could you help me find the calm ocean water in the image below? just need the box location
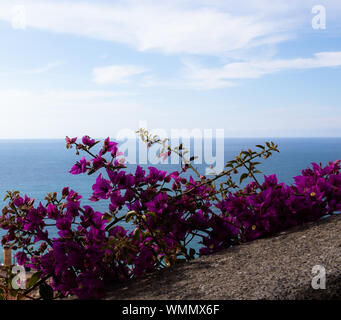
[1,138,341,262]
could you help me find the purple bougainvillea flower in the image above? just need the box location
[91,174,112,200]
[65,136,77,144]
[62,187,70,197]
[15,251,28,266]
[102,137,118,154]
[2,134,341,300]
[145,193,169,214]
[70,157,89,175]
[82,135,96,147]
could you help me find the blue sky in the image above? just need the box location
[0,0,340,138]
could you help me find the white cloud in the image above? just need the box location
[22,61,64,75]
[0,61,63,77]
[0,89,141,138]
[0,0,307,56]
[0,89,134,102]
[183,51,341,89]
[0,0,340,91]
[93,65,147,84]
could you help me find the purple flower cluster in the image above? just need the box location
[1,136,340,299]
[205,160,341,254]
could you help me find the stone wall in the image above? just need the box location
[105,215,341,300]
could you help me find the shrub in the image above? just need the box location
[1,131,340,299]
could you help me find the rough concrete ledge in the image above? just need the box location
[105,215,341,300]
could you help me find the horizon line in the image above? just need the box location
[0,137,340,140]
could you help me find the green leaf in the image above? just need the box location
[239,173,249,184]
[88,141,100,150]
[147,211,156,221]
[39,282,54,300]
[125,211,136,223]
[133,228,141,240]
[101,213,113,221]
[26,271,42,289]
[189,248,196,259]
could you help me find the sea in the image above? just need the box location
[1,137,341,263]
